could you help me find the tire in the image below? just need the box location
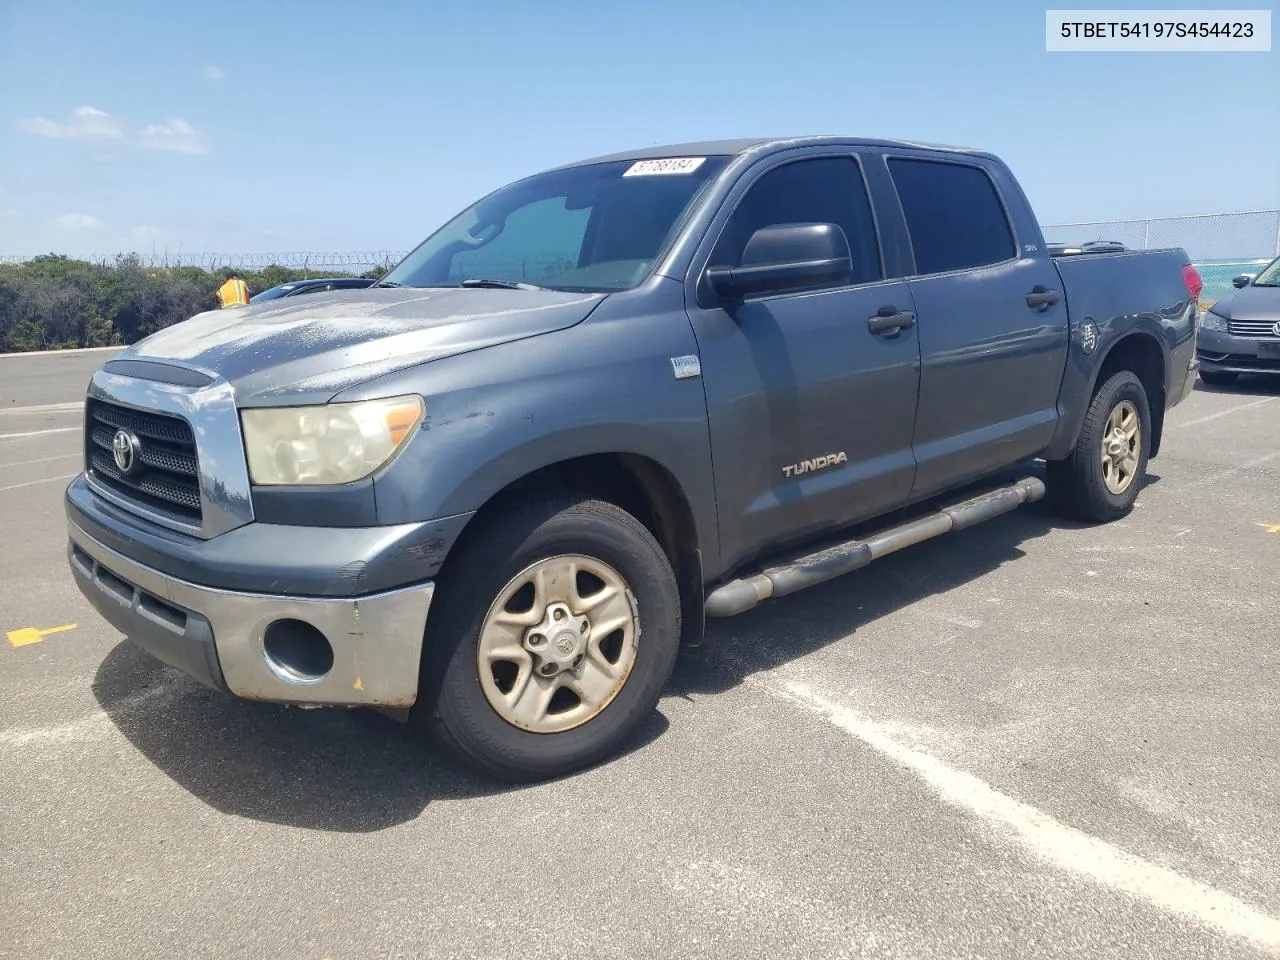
[1047,370,1152,523]
[1198,370,1238,387]
[413,494,681,783]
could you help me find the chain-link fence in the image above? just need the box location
[0,251,408,275]
[6,209,1279,300]
[1041,209,1280,303]
[1040,209,1280,261]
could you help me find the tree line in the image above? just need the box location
[0,254,385,353]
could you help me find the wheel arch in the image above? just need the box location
[1048,327,1169,462]
[431,451,708,649]
[1091,331,1168,458]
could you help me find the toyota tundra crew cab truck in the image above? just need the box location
[65,136,1202,782]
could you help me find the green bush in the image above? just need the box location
[0,254,378,353]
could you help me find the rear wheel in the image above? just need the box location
[1198,370,1238,387]
[1048,370,1151,523]
[414,494,681,783]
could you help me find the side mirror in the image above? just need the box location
[1232,274,1254,289]
[706,222,853,302]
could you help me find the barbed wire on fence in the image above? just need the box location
[0,250,411,273]
[5,210,1279,275]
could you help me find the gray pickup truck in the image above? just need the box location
[65,136,1202,781]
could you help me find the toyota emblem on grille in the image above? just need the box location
[111,428,142,474]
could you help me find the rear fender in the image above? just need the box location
[1044,309,1186,462]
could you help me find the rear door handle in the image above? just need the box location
[1026,285,1061,310]
[868,307,916,335]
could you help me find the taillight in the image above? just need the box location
[1182,263,1203,302]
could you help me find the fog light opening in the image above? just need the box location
[262,619,334,683]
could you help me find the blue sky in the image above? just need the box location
[0,0,1276,259]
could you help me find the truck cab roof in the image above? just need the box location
[548,136,998,172]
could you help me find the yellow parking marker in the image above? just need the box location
[6,623,77,647]
[1259,523,1280,534]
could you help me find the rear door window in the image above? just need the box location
[887,158,1016,275]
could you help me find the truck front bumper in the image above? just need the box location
[67,503,436,710]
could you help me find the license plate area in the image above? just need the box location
[1258,342,1280,359]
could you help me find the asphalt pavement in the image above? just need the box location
[1,349,1277,960]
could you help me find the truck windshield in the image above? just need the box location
[382,156,730,293]
[1252,256,1280,286]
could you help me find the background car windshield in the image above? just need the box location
[1251,256,1280,286]
[249,285,296,302]
[383,157,730,292]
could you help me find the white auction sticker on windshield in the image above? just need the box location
[623,157,707,177]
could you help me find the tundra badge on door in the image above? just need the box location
[782,452,848,478]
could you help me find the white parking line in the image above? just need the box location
[0,679,182,749]
[0,401,84,417]
[769,678,1280,952]
[0,345,120,359]
[0,427,80,442]
[1177,448,1280,492]
[0,453,81,470]
[0,473,77,493]
[1177,396,1276,428]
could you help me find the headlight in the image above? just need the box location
[241,395,424,486]
[1200,310,1229,333]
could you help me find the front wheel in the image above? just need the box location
[1047,370,1152,523]
[414,495,681,783]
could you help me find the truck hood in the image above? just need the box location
[123,286,607,405]
[1207,284,1280,322]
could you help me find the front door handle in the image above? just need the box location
[868,307,916,335]
[1026,285,1061,310]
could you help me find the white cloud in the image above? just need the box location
[56,213,104,231]
[203,65,226,80]
[17,106,124,142]
[17,106,210,156]
[137,118,210,155]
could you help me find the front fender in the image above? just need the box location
[349,288,722,573]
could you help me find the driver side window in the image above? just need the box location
[710,156,882,287]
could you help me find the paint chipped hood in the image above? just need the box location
[122,286,608,406]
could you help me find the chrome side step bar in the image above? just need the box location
[703,476,1045,618]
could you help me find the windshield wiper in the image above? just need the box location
[459,278,545,291]
[373,279,404,288]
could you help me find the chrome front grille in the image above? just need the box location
[86,399,203,522]
[1227,319,1280,339]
